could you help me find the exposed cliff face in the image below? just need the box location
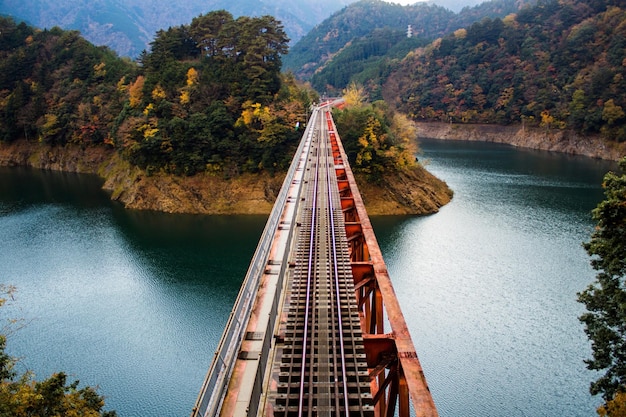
[356,165,452,215]
[0,140,281,213]
[416,122,626,161]
[0,140,449,215]
[98,154,281,214]
[0,139,113,173]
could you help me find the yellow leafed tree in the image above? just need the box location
[186,67,199,86]
[342,82,366,108]
[180,90,190,105]
[152,85,166,101]
[597,391,626,417]
[128,76,145,108]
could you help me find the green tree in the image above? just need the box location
[190,10,232,58]
[333,97,419,183]
[232,15,289,103]
[569,89,589,131]
[578,157,626,408]
[603,99,625,126]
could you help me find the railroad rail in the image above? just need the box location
[192,103,437,417]
[269,107,373,416]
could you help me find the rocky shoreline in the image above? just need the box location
[0,140,281,214]
[0,139,451,215]
[416,122,626,161]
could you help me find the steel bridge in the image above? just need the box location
[191,102,438,417]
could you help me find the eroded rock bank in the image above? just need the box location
[0,140,280,214]
[0,139,113,173]
[98,154,282,214]
[416,122,626,161]
[0,140,450,215]
[356,166,452,215]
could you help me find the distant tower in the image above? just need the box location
[407,24,413,38]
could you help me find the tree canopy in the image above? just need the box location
[119,11,303,176]
[283,0,530,80]
[0,17,136,145]
[383,0,626,141]
[0,13,318,177]
[332,84,419,183]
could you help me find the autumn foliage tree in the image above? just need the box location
[0,13,318,177]
[117,11,317,176]
[598,391,626,417]
[0,17,136,145]
[383,1,626,141]
[333,87,419,183]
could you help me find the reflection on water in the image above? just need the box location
[0,167,265,416]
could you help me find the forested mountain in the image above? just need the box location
[310,29,428,99]
[0,18,135,144]
[0,13,317,175]
[283,0,533,82]
[0,0,353,57]
[383,0,626,141]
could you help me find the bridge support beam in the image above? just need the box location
[325,109,438,417]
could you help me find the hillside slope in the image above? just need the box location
[283,0,533,82]
[0,17,452,215]
[383,0,626,142]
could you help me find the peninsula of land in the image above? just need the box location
[0,138,452,215]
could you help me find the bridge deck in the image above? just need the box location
[192,103,437,417]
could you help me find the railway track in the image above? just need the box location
[270,109,374,417]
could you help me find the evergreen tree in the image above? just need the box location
[578,157,626,407]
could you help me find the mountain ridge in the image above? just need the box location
[0,0,529,58]
[381,0,626,141]
[0,0,355,57]
[284,0,534,84]
[284,0,626,146]
[0,14,453,215]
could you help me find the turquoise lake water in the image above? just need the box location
[0,139,618,416]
